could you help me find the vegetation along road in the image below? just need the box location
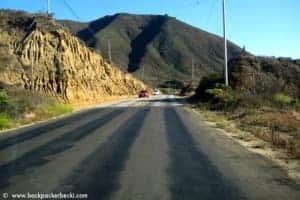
[0,96,299,200]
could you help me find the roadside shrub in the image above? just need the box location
[42,103,73,117]
[0,113,12,129]
[205,83,239,110]
[0,90,11,112]
[237,93,271,109]
[192,73,223,102]
[216,119,231,129]
[159,80,185,89]
[0,86,76,130]
[273,93,293,107]
[180,83,196,96]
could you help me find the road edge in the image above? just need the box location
[184,105,300,184]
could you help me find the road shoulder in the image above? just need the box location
[184,106,300,184]
[175,106,300,200]
[0,96,138,139]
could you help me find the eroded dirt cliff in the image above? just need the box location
[0,11,146,104]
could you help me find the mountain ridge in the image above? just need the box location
[59,13,244,86]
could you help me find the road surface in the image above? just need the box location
[0,95,299,200]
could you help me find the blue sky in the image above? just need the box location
[1,0,299,58]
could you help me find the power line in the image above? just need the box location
[61,0,96,36]
[191,57,195,83]
[206,0,217,29]
[62,0,82,21]
[141,65,145,82]
[107,39,112,63]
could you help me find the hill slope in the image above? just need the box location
[229,55,300,98]
[191,55,300,158]
[59,13,243,86]
[0,10,146,104]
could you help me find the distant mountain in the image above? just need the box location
[59,13,243,87]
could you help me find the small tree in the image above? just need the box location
[0,90,10,112]
[273,93,293,107]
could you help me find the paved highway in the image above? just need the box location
[0,96,299,200]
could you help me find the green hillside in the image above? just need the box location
[59,13,243,87]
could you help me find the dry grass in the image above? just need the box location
[215,119,231,129]
[241,110,299,132]
[196,105,300,158]
[0,86,74,131]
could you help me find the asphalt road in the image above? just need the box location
[0,95,299,200]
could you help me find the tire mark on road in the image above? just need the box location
[58,107,150,200]
[164,108,242,200]
[0,109,124,188]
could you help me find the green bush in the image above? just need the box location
[205,83,239,110]
[158,80,185,89]
[180,83,196,96]
[273,93,293,107]
[42,103,73,117]
[0,113,12,129]
[0,90,11,112]
[0,87,76,130]
[193,73,223,102]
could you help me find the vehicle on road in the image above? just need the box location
[138,90,150,98]
[153,89,161,95]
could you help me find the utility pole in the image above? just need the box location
[222,0,229,86]
[168,71,171,94]
[191,58,195,84]
[30,45,34,90]
[141,65,145,81]
[107,39,112,63]
[157,66,160,88]
[47,0,51,14]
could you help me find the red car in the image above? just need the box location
[139,90,150,98]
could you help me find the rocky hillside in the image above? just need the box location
[59,13,243,86]
[229,55,300,98]
[0,10,146,104]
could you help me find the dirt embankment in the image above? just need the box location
[0,10,147,105]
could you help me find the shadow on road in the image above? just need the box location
[164,108,243,200]
[58,108,151,200]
